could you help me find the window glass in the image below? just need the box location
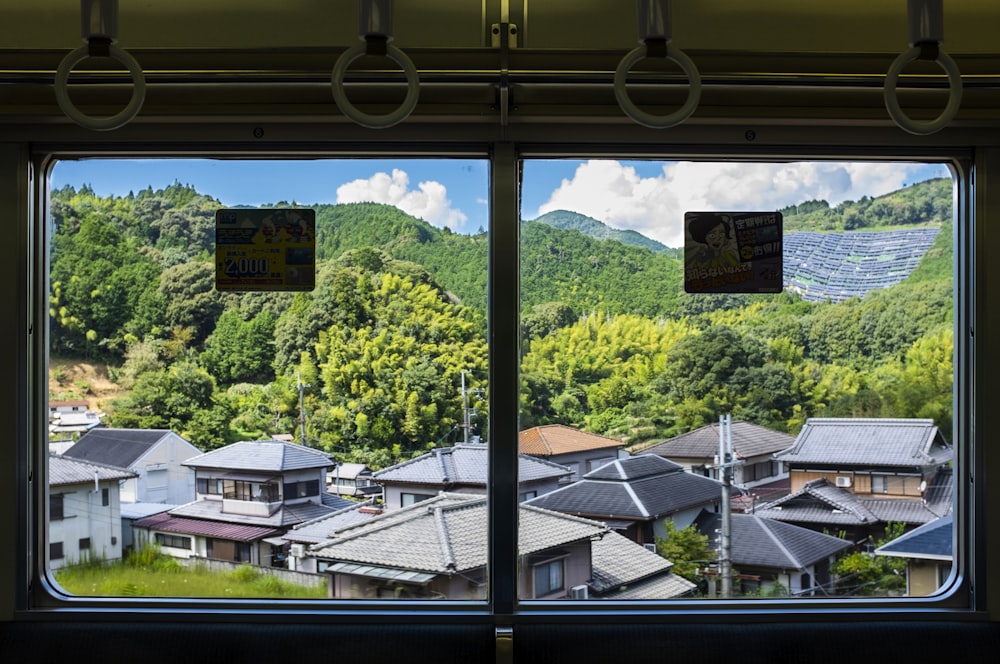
[46,158,489,600]
[519,159,955,601]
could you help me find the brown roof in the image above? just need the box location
[518,425,622,456]
[132,512,283,542]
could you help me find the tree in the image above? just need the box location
[831,522,908,596]
[655,520,712,587]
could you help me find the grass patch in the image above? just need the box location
[55,547,327,599]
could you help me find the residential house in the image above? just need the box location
[753,472,952,544]
[693,509,852,597]
[523,454,726,547]
[307,492,695,600]
[875,515,953,597]
[772,418,953,497]
[132,439,355,567]
[48,399,102,441]
[48,454,137,570]
[49,399,90,419]
[642,420,793,498]
[519,424,623,481]
[62,428,202,505]
[372,443,572,509]
[281,499,382,573]
[328,462,379,499]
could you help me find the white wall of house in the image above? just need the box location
[122,433,199,504]
[382,484,445,510]
[49,480,125,570]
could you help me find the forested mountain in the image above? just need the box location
[48,177,953,467]
[527,209,675,255]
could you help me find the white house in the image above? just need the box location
[132,439,355,567]
[48,454,136,570]
[63,428,201,505]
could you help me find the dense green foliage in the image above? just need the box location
[49,176,954,466]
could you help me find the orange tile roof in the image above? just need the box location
[518,425,622,456]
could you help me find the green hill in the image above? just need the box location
[527,209,675,255]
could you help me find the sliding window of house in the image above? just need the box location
[517,158,961,604]
[43,157,492,602]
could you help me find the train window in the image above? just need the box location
[518,158,958,602]
[45,157,491,600]
[39,152,968,613]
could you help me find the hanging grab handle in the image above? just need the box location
[331,0,419,129]
[54,0,145,131]
[884,0,962,136]
[614,0,701,129]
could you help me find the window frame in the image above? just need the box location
[14,139,982,623]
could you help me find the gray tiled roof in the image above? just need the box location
[643,421,796,460]
[524,455,724,521]
[596,571,697,600]
[589,531,672,591]
[755,478,950,528]
[372,443,571,486]
[695,510,851,570]
[310,493,606,574]
[876,515,953,560]
[63,428,181,468]
[773,418,953,468]
[584,454,684,480]
[169,493,351,528]
[588,531,696,599]
[283,500,382,544]
[184,439,334,472]
[49,453,137,486]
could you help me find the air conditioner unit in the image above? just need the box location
[289,543,305,557]
[644,543,657,553]
[570,584,589,600]
[835,476,852,488]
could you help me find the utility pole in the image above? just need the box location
[297,370,310,446]
[716,413,740,599]
[462,370,470,444]
[461,370,484,444]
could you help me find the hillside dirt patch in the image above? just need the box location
[49,358,121,411]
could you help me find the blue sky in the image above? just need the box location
[51,158,949,248]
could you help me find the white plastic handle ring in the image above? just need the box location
[55,44,146,132]
[884,46,962,136]
[614,44,701,129]
[332,43,419,129]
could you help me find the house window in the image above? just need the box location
[872,475,889,494]
[101,487,110,506]
[533,558,565,597]
[79,537,91,551]
[197,478,224,495]
[519,490,537,502]
[284,479,320,499]
[50,493,64,521]
[224,480,280,503]
[155,533,192,550]
[50,542,64,560]
[401,493,434,508]
[207,539,252,563]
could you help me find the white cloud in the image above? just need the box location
[536,160,948,247]
[336,168,468,231]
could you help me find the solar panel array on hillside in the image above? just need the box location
[782,228,940,302]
